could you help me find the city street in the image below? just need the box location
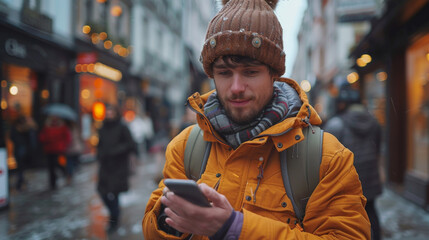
[1,154,429,240]
[0,154,163,240]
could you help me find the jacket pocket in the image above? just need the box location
[242,181,297,226]
[199,171,222,189]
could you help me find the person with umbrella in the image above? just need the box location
[39,112,72,190]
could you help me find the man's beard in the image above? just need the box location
[219,94,262,125]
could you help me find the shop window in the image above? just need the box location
[406,35,429,179]
[1,64,37,170]
[79,74,117,154]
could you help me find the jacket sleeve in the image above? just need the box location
[238,133,371,240]
[142,127,194,240]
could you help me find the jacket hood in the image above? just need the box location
[187,78,322,148]
[342,104,377,136]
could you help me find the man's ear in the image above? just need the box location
[272,75,278,83]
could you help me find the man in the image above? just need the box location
[143,0,370,239]
[324,83,382,240]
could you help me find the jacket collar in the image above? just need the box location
[187,78,322,150]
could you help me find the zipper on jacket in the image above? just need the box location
[214,176,221,191]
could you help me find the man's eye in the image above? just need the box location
[217,71,230,75]
[245,70,259,75]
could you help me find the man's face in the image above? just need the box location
[212,57,274,124]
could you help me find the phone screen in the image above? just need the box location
[164,179,211,207]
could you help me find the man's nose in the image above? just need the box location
[230,73,246,94]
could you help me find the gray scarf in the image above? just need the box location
[204,82,302,149]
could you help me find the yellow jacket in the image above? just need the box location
[143,78,370,239]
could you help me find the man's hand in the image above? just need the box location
[161,183,233,236]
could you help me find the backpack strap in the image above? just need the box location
[280,126,323,223]
[184,124,212,181]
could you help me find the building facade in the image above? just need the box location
[72,0,133,156]
[292,0,382,121]
[130,0,216,137]
[350,0,429,211]
[0,0,75,168]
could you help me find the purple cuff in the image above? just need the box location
[209,210,243,240]
[224,211,243,240]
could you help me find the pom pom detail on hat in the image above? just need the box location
[222,0,279,9]
[202,0,285,78]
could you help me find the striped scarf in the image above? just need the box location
[204,83,300,149]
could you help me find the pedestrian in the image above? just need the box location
[127,111,154,161]
[65,121,84,185]
[324,83,383,240]
[39,115,71,190]
[142,0,371,239]
[10,115,37,191]
[96,104,137,233]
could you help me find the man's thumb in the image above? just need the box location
[199,183,228,208]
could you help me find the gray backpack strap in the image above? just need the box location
[280,126,323,223]
[184,124,212,181]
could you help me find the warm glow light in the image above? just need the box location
[356,58,367,67]
[347,72,359,84]
[118,47,127,57]
[97,0,107,3]
[376,72,388,81]
[426,52,429,61]
[104,40,113,49]
[90,135,99,146]
[361,54,372,64]
[9,85,18,95]
[94,62,122,81]
[110,5,122,17]
[99,32,107,41]
[88,63,95,72]
[94,78,103,88]
[300,80,311,92]
[81,64,88,72]
[81,89,90,99]
[91,33,100,44]
[1,80,7,88]
[75,64,82,73]
[113,44,121,53]
[82,25,91,34]
[124,110,135,122]
[93,102,106,121]
[1,99,7,109]
[123,49,130,57]
[41,89,49,99]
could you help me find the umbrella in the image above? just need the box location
[43,103,78,121]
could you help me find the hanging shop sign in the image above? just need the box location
[77,52,97,64]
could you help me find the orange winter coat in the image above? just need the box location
[143,78,370,239]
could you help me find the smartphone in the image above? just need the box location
[164,179,211,207]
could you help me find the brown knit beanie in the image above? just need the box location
[201,0,285,78]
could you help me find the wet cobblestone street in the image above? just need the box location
[0,156,161,240]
